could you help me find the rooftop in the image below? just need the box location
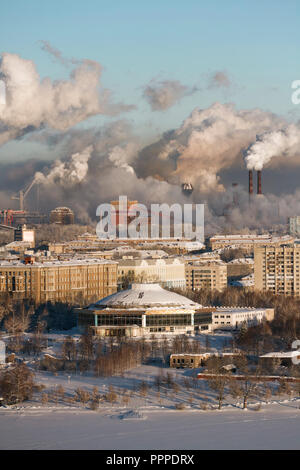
[91,283,202,309]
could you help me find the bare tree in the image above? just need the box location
[0,363,36,404]
[229,354,262,409]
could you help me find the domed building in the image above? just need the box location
[77,283,213,337]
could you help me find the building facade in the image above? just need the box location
[0,258,117,304]
[185,260,227,292]
[77,283,213,337]
[254,243,300,296]
[210,234,294,252]
[118,258,186,289]
[212,307,274,330]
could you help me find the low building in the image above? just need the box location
[77,283,214,337]
[212,307,274,330]
[170,352,240,369]
[259,351,300,368]
[170,353,210,368]
[185,260,227,292]
[118,258,186,289]
[229,273,254,290]
[209,234,294,253]
[0,258,117,304]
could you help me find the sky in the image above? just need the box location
[0,0,299,226]
[1,1,300,160]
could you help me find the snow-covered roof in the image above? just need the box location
[0,258,117,268]
[92,283,202,308]
[260,351,300,359]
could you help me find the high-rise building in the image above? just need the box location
[254,243,300,296]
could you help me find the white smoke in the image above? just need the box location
[245,124,300,170]
[108,143,138,175]
[0,53,133,145]
[35,145,93,186]
[137,102,284,192]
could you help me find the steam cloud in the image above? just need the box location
[0,48,300,233]
[143,79,197,111]
[245,124,300,170]
[0,52,134,145]
[135,102,284,192]
[34,145,93,186]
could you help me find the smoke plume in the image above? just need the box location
[135,102,284,192]
[245,124,300,170]
[0,52,134,145]
[34,145,93,186]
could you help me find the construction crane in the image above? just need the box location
[11,177,38,211]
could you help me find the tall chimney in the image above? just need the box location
[248,170,253,196]
[257,170,262,195]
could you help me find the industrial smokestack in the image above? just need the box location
[248,170,253,196]
[257,170,262,195]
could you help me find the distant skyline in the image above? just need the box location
[1,0,300,163]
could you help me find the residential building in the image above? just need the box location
[209,234,294,253]
[185,260,227,292]
[254,243,300,296]
[0,258,117,304]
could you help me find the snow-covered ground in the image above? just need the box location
[2,331,299,450]
[1,401,300,449]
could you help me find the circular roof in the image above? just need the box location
[91,283,201,309]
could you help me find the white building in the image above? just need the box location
[211,307,274,330]
[77,283,213,337]
[118,258,186,289]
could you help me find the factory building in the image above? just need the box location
[118,258,186,289]
[0,258,117,304]
[77,283,214,337]
[50,207,75,225]
[254,243,300,296]
[185,260,227,292]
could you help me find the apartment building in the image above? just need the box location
[209,234,294,253]
[185,260,227,292]
[254,243,300,296]
[0,258,117,304]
